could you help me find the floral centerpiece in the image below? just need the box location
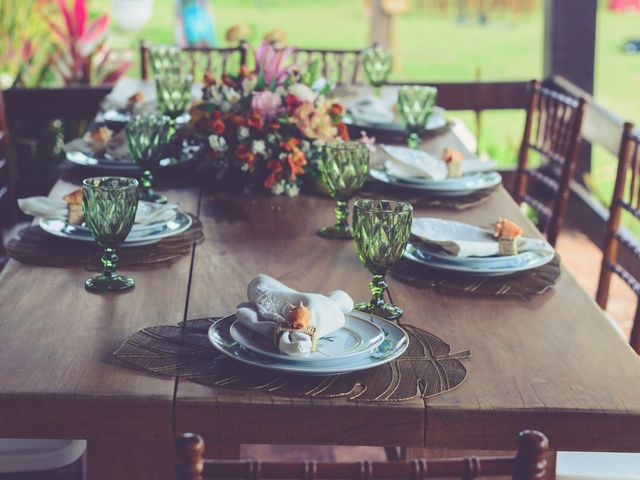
[189,42,349,196]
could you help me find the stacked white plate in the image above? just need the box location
[39,201,192,247]
[345,96,448,132]
[208,311,409,375]
[403,218,555,276]
[370,145,501,197]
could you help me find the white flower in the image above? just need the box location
[285,183,300,197]
[288,83,316,103]
[242,76,258,95]
[252,140,266,155]
[208,135,227,152]
[271,180,285,195]
[238,127,250,139]
[241,162,252,172]
[222,85,241,104]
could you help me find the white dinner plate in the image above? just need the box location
[71,201,177,236]
[229,314,385,363]
[404,243,554,276]
[346,104,448,132]
[208,311,409,375]
[39,211,192,247]
[369,168,502,196]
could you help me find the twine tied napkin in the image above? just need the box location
[411,218,554,258]
[236,275,354,356]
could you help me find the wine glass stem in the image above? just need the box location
[141,170,154,197]
[408,132,420,149]
[373,85,382,98]
[334,199,350,230]
[101,247,119,279]
[369,273,388,307]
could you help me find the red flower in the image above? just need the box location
[337,122,350,141]
[203,72,216,88]
[221,73,234,87]
[329,102,345,117]
[287,147,307,181]
[269,122,281,131]
[264,160,284,189]
[247,112,264,130]
[213,111,223,120]
[281,137,300,151]
[210,119,226,135]
[227,114,246,127]
[285,94,301,113]
[235,144,256,167]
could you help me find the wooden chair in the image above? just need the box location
[0,90,10,269]
[290,48,365,86]
[140,40,248,80]
[175,430,549,480]
[596,122,640,353]
[513,79,586,247]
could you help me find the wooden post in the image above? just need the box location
[543,0,597,184]
[369,0,392,48]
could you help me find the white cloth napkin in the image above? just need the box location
[235,275,354,357]
[64,130,130,160]
[381,144,497,181]
[18,197,178,225]
[347,96,395,125]
[412,217,554,258]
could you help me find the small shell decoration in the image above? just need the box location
[285,302,311,330]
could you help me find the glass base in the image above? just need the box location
[354,301,404,321]
[318,225,353,239]
[85,274,135,293]
[139,191,167,204]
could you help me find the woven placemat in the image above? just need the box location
[392,255,561,298]
[7,214,203,270]
[361,182,497,210]
[114,316,470,403]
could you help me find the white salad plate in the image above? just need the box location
[39,211,192,247]
[71,201,178,236]
[369,168,502,196]
[208,311,409,375]
[346,98,448,132]
[404,243,554,276]
[229,314,385,363]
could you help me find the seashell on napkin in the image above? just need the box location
[64,129,131,161]
[411,217,554,258]
[235,275,354,357]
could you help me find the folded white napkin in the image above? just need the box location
[412,217,554,258]
[235,274,354,357]
[64,130,130,160]
[347,96,395,125]
[18,197,178,225]
[382,144,497,181]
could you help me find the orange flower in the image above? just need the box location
[210,119,226,135]
[221,73,234,86]
[235,144,256,166]
[281,137,300,151]
[247,111,264,130]
[264,160,284,189]
[337,122,350,141]
[287,147,307,180]
[227,114,246,127]
[203,71,216,88]
[329,102,345,116]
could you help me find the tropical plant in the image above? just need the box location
[45,0,133,85]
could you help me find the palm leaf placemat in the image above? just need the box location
[114,316,470,403]
[7,215,203,270]
[392,255,561,298]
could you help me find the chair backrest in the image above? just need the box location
[140,40,248,80]
[175,430,549,480]
[596,121,640,353]
[290,48,365,86]
[513,79,586,247]
[0,90,10,265]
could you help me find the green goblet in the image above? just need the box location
[397,85,438,149]
[156,72,193,121]
[82,177,139,293]
[353,199,413,320]
[319,141,370,240]
[148,45,182,76]
[363,44,392,98]
[126,113,171,204]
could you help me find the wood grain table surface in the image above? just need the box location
[1,128,639,456]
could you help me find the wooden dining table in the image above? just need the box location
[1,101,640,480]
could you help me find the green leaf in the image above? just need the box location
[255,69,265,91]
[307,59,320,85]
[269,75,278,92]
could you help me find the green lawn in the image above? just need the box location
[95,0,640,212]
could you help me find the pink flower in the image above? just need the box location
[254,41,294,85]
[251,90,282,119]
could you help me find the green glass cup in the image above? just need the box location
[126,113,172,204]
[363,45,392,98]
[148,45,182,77]
[319,141,370,240]
[156,72,193,120]
[82,177,139,293]
[397,85,438,149]
[353,199,413,320]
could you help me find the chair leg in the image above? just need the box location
[383,446,406,461]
